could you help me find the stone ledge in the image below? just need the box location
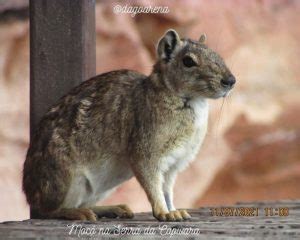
[1,200,300,239]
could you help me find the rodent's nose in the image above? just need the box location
[221,75,236,88]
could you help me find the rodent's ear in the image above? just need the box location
[199,34,206,44]
[157,29,181,62]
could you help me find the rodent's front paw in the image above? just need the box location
[154,210,191,222]
[177,209,191,220]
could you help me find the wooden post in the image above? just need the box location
[29,0,96,218]
[29,0,96,138]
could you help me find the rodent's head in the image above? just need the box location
[154,29,236,99]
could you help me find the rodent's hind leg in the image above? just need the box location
[89,204,134,219]
[41,208,98,221]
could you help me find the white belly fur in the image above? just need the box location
[161,98,208,172]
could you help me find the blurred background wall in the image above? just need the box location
[0,0,299,221]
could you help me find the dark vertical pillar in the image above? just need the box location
[29,0,96,218]
[29,0,96,138]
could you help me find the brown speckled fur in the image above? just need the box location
[23,30,235,221]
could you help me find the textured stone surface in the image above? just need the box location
[0,0,299,222]
[0,18,29,221]
[0,200,299,239]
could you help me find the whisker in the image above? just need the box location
[227,92,233,110]
[214,97,226,150]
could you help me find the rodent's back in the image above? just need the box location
[30,70,146,156]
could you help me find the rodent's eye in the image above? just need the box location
[182,56,197,68]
